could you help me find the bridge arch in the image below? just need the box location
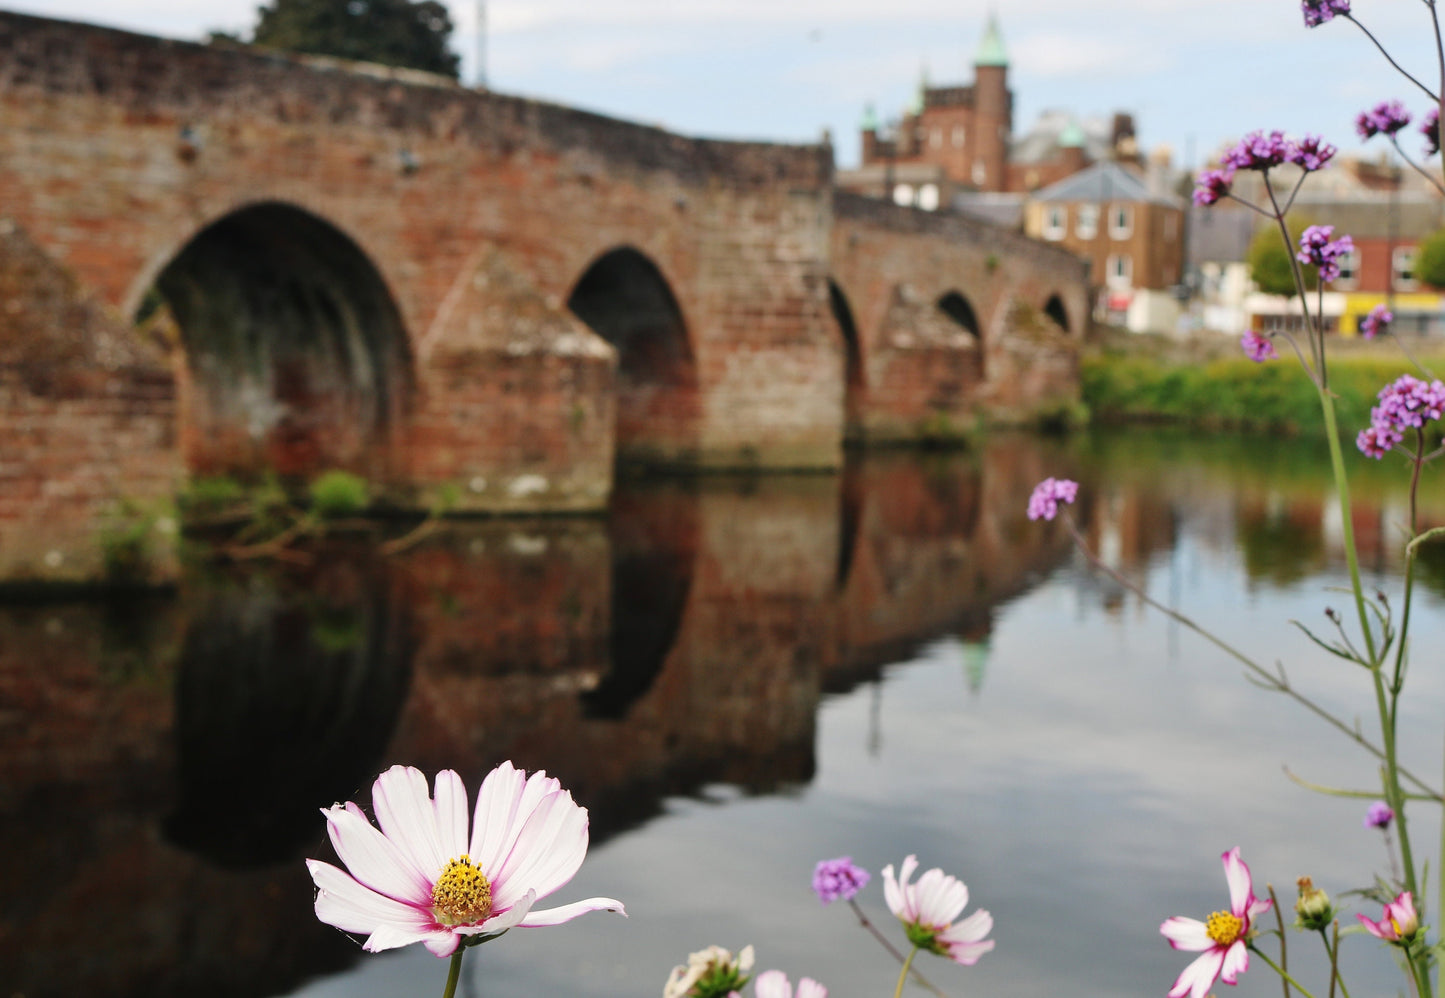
[936,290,982,338]
[1043,293,1071,333]
[826,278,866,442]
[567,246,700,466]
[146,201,414,483]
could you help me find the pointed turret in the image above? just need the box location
[975,12,1008,67]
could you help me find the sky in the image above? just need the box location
[6,0,1445,172]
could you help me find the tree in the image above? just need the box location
[1247,218,1317,297]
[251,0,461,79]
[1414,227,1445,289]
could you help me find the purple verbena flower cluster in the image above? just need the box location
[1194,132,1336,207]
[1302,0,1350,27]
[1026,478,1079,522]
[1240,330,1278,363]
[1356,374,1445,458]
[1423,107,1441,157]
[1356,100,1412,140]
[1360,304,1392,340]
[1365,801,1395,830]
[1296,225,1355,283]
[812,857,870,904]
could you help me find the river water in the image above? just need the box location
[4,429,1444,997]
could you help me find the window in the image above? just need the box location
[892,183,915,207]
[930,128,942,149]
[951,126,965,148]
[1105,253,1133,289]
[1394,246,1418,289]
[1042,206,1066,241]
[1076,204,1099,239]
[1334,248,1360,289]
[917,184,940,211]
[1109,205,1133,239]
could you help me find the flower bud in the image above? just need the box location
[1293,876,1335,931]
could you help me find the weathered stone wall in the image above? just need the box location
[0,220,180,583]
[830,192,1089,440]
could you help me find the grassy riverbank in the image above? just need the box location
[1082,333,1445,434]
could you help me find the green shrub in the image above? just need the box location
[308,470,370,519]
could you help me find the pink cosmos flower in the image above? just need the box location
[754,969,827,998]
[306,762,625,958]
[882,855,994,966]
[1359,891,1419,944]
[1160,848,1272,998]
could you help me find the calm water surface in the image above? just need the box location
[5,429,1445,997]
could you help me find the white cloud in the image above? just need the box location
[1011,33,1164,79]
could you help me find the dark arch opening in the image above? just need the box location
[937,291,981,337]
[567,248,699,466]
[827,278,866,443]
[1044,294,1070,332]
[150,202,413,482]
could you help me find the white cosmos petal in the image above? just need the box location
[796,978,828,998]
[366,922,454,956]
[307,859,431,937]
[371,766,447,878]
[517,896,626,926]
[753,969,791,998]
[469,764,562,875]
[492,789,589,906]
[1169,948,1225,998]
[939,907,992,945]
[882,864,902,918]
[433,769,470,861]
[323,802,433,906]
[1219,940,1249,985]
[1221,848,1252,916]
[1160,916,1211,952]
[422,931,462,958]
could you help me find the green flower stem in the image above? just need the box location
[892,946,920,998]
[442,948,464,998]
[847,900,950,998]
[1250,944,1317,998]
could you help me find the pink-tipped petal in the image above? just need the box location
[517,896,626,927]
[322,803,432,906]
[491,789,589,907]
[371,766,447,878]
[422,931,462,958]
[1357,913,1392,941]
[797,979,828,998]
[365,922,453,956]
[881,864,902,918]
[458,888,537,939]
[944,938,995,965]
[1168,949,1225,998]
[432,769,471,861]
[1218,941,1249,985]
[1160,916,1211,952]
[1221,848,1253,917]
[307,859,432,937]
[1246,896,1273,922]
[754,969,791,998]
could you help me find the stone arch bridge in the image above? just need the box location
[0,11,1088,581]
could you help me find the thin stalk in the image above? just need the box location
[1321,922,1351,998]
[847,899,949,998]
[1269,884,1291,998]
[1389,136,1445,196]
[1263,177,1323,387]
[1250,944,1318,998]
[892,946,919,998]
[1348,14,1439,102]
[1062,517,1441,799]
[442,949,464,998]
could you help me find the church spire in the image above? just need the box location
[974,12,1007,67]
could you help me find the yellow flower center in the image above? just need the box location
[431,855,493,926]
[1205,910,1244,947]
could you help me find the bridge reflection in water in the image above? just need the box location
[0,441,1074,997]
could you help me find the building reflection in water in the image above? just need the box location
[0,440,1074,997]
